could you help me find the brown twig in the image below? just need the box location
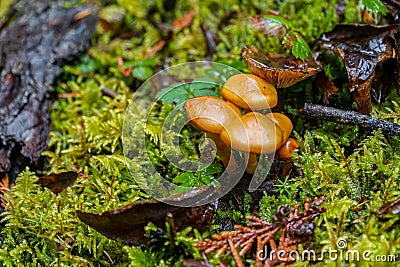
[304,103,400,136]
[102,87,118,99]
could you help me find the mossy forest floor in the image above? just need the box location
[0,0,400,266]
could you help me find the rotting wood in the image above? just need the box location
[0,0,98,180]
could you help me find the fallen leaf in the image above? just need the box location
[315,71,339,105]
[77,186,218,245]
[117,57,133,77]
[371,59,396,105]
[317,24,397,113]
[144,39,167,58]
[37,171,78,194]
[0,174,14,207]
[173,10,196,31]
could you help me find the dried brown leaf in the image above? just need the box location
[0,174,14,207]
[318,24,397,113]
[37,171,78,194]
[173,10,196,31]
[316,71,339,105]
[77,186,218,246]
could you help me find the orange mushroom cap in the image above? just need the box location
[265,113,293,146]
[221,73,278,110]
[220,112,283,154]
[184,96,241,134]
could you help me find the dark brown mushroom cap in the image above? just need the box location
[220,112,283,154]
[184,96,241,134]
[221,73,278,110]
[241,45,321,88]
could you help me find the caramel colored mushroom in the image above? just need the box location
[221,74,278,110]
[265,113,293,146]
[184,96,241,134]
[220,112,283,154]
[205,132,238,174]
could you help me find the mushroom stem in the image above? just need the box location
[272,89,285,113]
[205,133,238,174]
[245,153,258,174]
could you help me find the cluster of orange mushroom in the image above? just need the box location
[183,73,299,174]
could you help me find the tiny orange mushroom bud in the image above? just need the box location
[184,96,241,134]
[276,137,300,160]
[221,74,278,110]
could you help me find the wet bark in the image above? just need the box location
[0,0,97,180]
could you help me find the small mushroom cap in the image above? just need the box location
[276,137,300,160]
[220,112,283,154]
[184,96,241,134]
[221,73,278,110]
[241,45,321,88]
[265,113,293,146]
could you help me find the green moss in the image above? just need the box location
[0,0,14,18]
[0,169,129,266]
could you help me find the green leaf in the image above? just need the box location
[123,57,157,68]
[263,14,292,29]
[172,172,194,184]
[290,32,312,60]
[156,84,188,105]
[156,80,218,107]
[200,174,214,185]
[201,163,223,175]
[132,66,153,80]
[362,0,387,14]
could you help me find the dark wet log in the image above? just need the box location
[0,0,98,178]
[304,103,400,136]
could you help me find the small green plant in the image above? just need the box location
[362,0,388,14]
[156,78,218,107]
[172,163,222,188]
[122,57,158,80]
[263,14,313,60]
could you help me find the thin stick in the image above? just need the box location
[304,103,400,136]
